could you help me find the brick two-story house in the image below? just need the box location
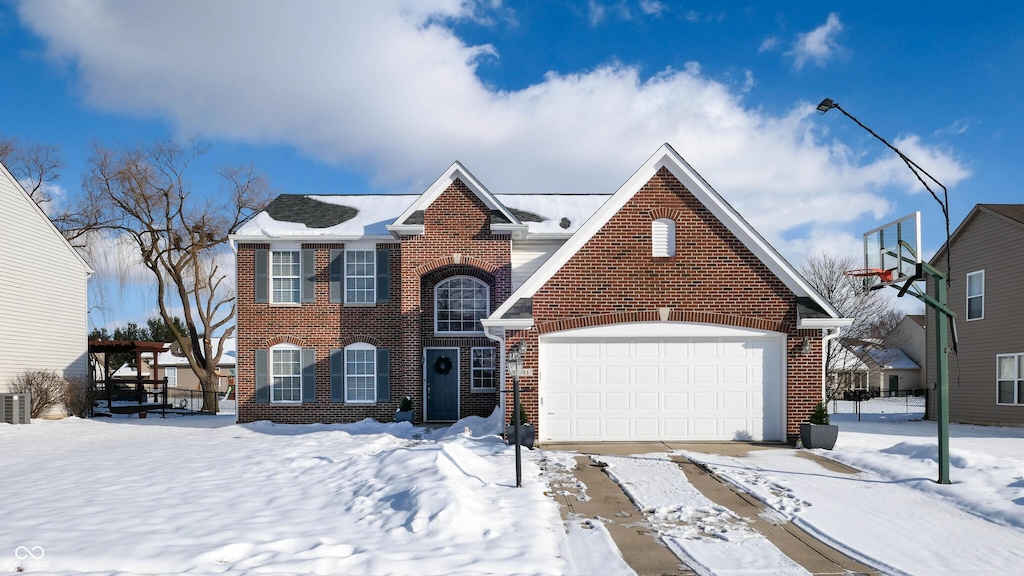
[232,144,849,443]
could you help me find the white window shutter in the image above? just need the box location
[652,218,676,257]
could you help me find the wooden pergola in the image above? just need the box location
[88,340,169,416]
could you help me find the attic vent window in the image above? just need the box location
[652,218,676,257]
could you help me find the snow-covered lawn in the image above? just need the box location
[4,407,1024,575]
[0,411,627,575]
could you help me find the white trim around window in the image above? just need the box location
[345,249,376,304]
[270,250,301,304]
[270,343,302,403]
[967,270,984,321]
[471,347,496,391]
[345,342,377,403]
[996,353,1024,405]
[165,366,177,387]
[435,276,489,335]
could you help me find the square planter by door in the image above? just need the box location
[394,411,414,423]
[800,423,838,450]
[505,424,535,449]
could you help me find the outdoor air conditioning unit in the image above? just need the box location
[1,393,31,424]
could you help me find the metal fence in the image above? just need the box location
[830,388,927,420]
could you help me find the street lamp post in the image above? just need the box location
[506,340,526,488]
[817,98,954,485]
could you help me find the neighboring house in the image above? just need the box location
[831,344,920,397]
[927,204,1024,427]
[0,159,92,407]
[154,337,236,394]
[231,144,849,443]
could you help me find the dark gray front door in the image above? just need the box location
[425,348,459,421]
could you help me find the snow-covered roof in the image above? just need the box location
[156,337,236,368]
[863,348,920,370]
[495,194,610,235]
[235,195,419,238]
[233,193,611,239]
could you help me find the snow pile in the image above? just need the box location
[592,454,809,576]
[0,412,595,575]
[681,417,1024,575]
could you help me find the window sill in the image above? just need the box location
[343,302,377,307]
[471,387,496,393]
[270,401,302,405]
[269,302,302,308]
[345,401,376,405]
[435,332,486,337]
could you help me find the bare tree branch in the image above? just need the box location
[802,251,905,401]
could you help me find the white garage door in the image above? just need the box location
[539,323,785,442]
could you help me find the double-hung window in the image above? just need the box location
[345,250,376,304]
[345,343,376,403]
[165,367,177,387]
[271,250,301,304]
[435,277,489,334]
[471,347,496,390]
[967,270,984,320]
[271,345,302,403]
[997,354,1024,405]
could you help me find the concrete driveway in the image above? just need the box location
[543,442,879,576]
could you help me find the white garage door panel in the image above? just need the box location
[540,334,785,442]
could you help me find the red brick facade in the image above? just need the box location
[502,167,822,441]
[236,179,509,424]
[236,165,825,441]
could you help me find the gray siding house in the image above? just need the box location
[927,204,1024,427]
[0,160,92,399]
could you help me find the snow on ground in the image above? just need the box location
[681,409,1024,575]
[0,411,629,575]
[6,400,1024,575]
[590,454,809,576]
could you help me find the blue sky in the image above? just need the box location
[3,1,1021,329]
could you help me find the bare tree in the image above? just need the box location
[0,134,103,241]
[0,134,63,204]
[802,251,904,400]
[84,139,270,412]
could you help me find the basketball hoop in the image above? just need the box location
[843,268,894,283]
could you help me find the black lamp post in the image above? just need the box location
[506,340,526,488]
[817,98,954,484]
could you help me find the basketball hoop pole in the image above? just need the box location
[819,98,953,485]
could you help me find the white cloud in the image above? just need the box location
[935,119,972,136]
[17,1,969,271]
[789,12,843,69]
[588,0,606,25]
[759,35,780,53]
[639,0,666,17]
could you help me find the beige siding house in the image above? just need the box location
[0,160,92,397]
[927,204,1024,427]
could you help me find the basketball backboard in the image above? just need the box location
[862,211,921,290]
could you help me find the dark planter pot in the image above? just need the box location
[394,411,414,423]
[800,423,838,450]
[505,424,535,449]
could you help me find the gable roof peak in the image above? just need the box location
[387,160,526,238]
[488,143,845,323]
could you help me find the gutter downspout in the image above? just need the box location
[229,238,239,425]
[821,326,844,400]
[483,325,507,432]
